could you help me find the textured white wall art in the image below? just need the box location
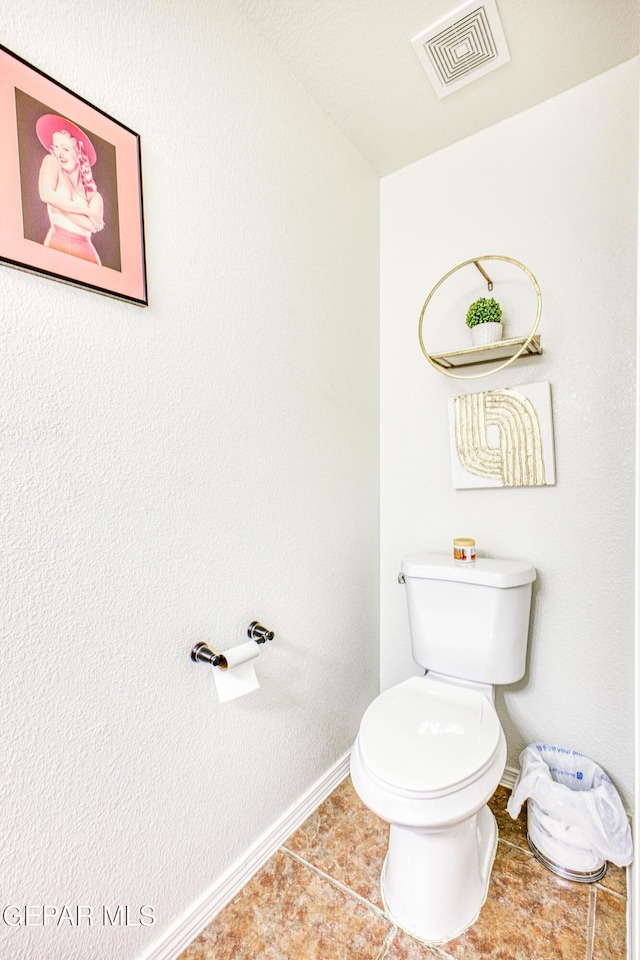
[448,381,556,489]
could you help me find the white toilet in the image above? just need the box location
[350,551,536,944]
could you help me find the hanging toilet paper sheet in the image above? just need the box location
[214,642,261,702]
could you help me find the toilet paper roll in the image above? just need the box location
[214,642,260,702]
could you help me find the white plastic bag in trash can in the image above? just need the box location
[507,743,633,872]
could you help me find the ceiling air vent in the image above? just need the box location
[412,0,510,99]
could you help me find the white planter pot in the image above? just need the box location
[470,323,502,346]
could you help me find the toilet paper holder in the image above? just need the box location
[247,621,274,643]
[190,621,274,669]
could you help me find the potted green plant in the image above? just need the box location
[465,297,503,346]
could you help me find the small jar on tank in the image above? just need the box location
[453,538,476,563]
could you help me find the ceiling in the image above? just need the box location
[232,0,639,176]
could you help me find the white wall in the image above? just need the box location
[631,51,640,960]
[0,2,379,958]
[380,60,637,809]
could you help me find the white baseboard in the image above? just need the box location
[137,751,351,960]
[500,764,519,792]
[626,861,635,960]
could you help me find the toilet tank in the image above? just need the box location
[400,553,536,685]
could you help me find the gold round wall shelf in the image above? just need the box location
[418,255,542,380]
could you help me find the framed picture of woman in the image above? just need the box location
[0,43,148,305]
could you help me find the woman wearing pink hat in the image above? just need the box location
[36,114,104,265]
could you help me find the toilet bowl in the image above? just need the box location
[350,673,507,944]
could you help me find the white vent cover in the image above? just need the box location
[412,0,510,99]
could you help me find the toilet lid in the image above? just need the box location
[358,676,501,796]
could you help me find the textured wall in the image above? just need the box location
[0,2,379,958]
[380,60,637,808]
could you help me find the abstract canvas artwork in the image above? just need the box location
[448,381,556,489]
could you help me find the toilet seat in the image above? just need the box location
[357,676,501,798]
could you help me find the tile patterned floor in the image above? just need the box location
[178,778,628,960]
